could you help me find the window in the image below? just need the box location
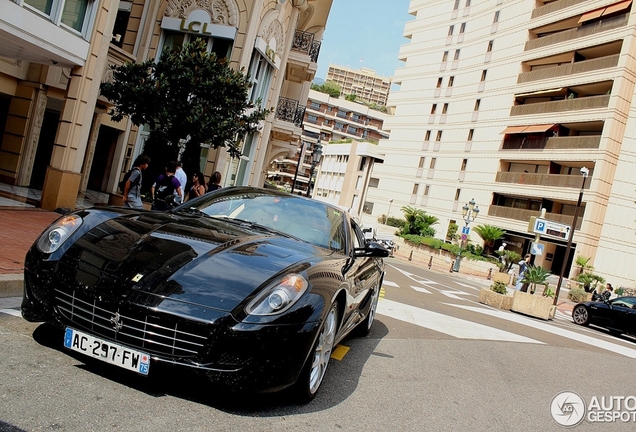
[455,189,461,201]
[310,101,321,110]
[442,51,449,62]
[453,0,460,10]
[437,77,443,88]
[418,157,425,168]
[347,126,358,135]
[25,0,96,34]
[459,22,466,33]
[424,185,430,196]
[454,49,461,60]
[436,131,443,141]
[425,130,431,141]
[442,103,449,114]
[480,70,487,82]
[461,159,467,171]
[307,115,318,123]
[111,1,132,48]
[247,51,274,108]
[467,129,474,140]
[162,31,232,61]
[430,158,437,169]
[362,202,374,215]
[431,104,437,114]
[493,11,500,23]
[465,0,471,6]
[487,40,494,52]
[369,178,380,188]
[412,184,420,195]
[448,25,455,36]
[448,76,455,87]
[474,99,481,111]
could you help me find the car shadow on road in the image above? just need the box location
[31,319,389,413]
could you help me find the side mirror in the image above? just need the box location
[354,241,390,258]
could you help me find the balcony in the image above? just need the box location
[510,95,610,116]
[517,54,619,84]
[291,30,322,63]
[525,14,628,51]
[275,97,305,127]
[495,172,591,189]
[502,135,601,150]
[531,0,588,19]
[488,205,583,229]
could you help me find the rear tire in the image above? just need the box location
[295,302,338,402]
[572,305,590,326]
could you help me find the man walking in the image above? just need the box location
[122,154,150,209]
[175,161,187,204]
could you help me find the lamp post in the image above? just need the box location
[387,198,394,224]
[306,139,323,197]
[554,166,588,305]
[290,141,305,194]
[452,198,479,272]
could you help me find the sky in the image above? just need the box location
[315,0,413,81]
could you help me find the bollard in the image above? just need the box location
[428,256,433,269]
[487,268,492,280]
[408,250,413,261]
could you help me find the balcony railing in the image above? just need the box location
[525,15,628,51]
[502,135,601,150]
[291,30,321,63]
[510,95,610,116]
[275,97,305,127]
[495,172,591,189]
[518,54,619,84]
[531,0,588,19]
[488,205,583,229]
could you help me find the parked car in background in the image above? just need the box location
[376,235,397,257]
[21,186,389,401]
[572,296,636,336]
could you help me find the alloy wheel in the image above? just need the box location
[308,304,337,395]
[572,305,589,325]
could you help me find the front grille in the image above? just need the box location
[54,288,208,358]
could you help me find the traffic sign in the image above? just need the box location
[530,242,544,256]
[533,218,571,241]
[462,226,470,235]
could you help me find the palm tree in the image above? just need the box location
[472,224,505,256]
[522,265,551,294]
[575,255,593,276]
[400,206,438,236]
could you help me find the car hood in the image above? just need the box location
[63,211,330,313]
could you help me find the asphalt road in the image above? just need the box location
[1,259,635,431]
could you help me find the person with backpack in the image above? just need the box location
[121,154,150,209]
[151,161,182,211]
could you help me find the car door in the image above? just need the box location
[345,221,382,311]
[610,297,636,334]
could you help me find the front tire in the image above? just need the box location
[357,287,380,337]
[295,302,338,402]
[572,305,590,326]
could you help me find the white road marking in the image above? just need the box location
[377,299,541,343]
[383,281,399,287]
[439,290,471,300]
[454,282,481,291]
[449,303,636,359]
[411,286,431,294]
[0,309,21,317]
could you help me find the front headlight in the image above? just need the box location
[36,214,83,253]
[245,274,309,316]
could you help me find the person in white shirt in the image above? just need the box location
[174,161,187,204]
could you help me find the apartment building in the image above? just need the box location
[366,0,636,287]
[267,88,388,196]
[326,65,392,106]
[0,0,332,210]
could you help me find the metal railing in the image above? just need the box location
[291,30,322,63]
[517,54,619,84]
[488,205,583,229]
[495,172,592,189]
[275,97,305,127]
[525,15,628,51]
[531,0,588,19]
[510,95,610,116]
[502,135,601,150]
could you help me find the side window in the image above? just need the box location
[351,221,366,249]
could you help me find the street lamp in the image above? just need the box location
[554,166,589,305]
[452,198,479,272]
[387,198,394,224]
[306,139,323,197]
[290,141,306,194]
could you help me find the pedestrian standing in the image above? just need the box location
[122,154,150,209]
[152,161,182,210]
[208,171,222,191]
[186,172,206,202]
[515,254,531,291]
[175,161,187,204]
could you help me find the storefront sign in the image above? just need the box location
[161,10,236,40]
[254,36,281,69]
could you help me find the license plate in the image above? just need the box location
[63,328,150,375]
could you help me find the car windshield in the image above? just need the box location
[179,187,346,251]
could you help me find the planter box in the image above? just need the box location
[492,272,512,285]
[478,288,513,310]
[511,290,556,320]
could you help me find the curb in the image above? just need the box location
[0,274,23,298]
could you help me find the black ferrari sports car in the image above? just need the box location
[22,186,389,401]
[572,296,636,336]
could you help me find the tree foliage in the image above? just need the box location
[100,39,270,175]
[521,265,552,294]
[472,224,506,256]
[400,206,439,237]
[311,80,341,98]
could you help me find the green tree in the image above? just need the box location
[446,222,459,241]
[472,224,505,256]
[100,39,270,176]
[400,206,438,237]
[311,80,341,98]
[575,255,594,276]
[345,93,357,102]
[522,265,551,294]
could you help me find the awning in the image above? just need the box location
[602,0,632,16]
[501,126,529,134]
[578,8,605,24]
[522,124,555,133]
[516,88,563,98]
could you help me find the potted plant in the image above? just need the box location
[478,280,513,310]
[511,265,556,320]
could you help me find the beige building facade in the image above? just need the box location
[0,0,332,210]
[366,0,636,287]
[326,65,391,106]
